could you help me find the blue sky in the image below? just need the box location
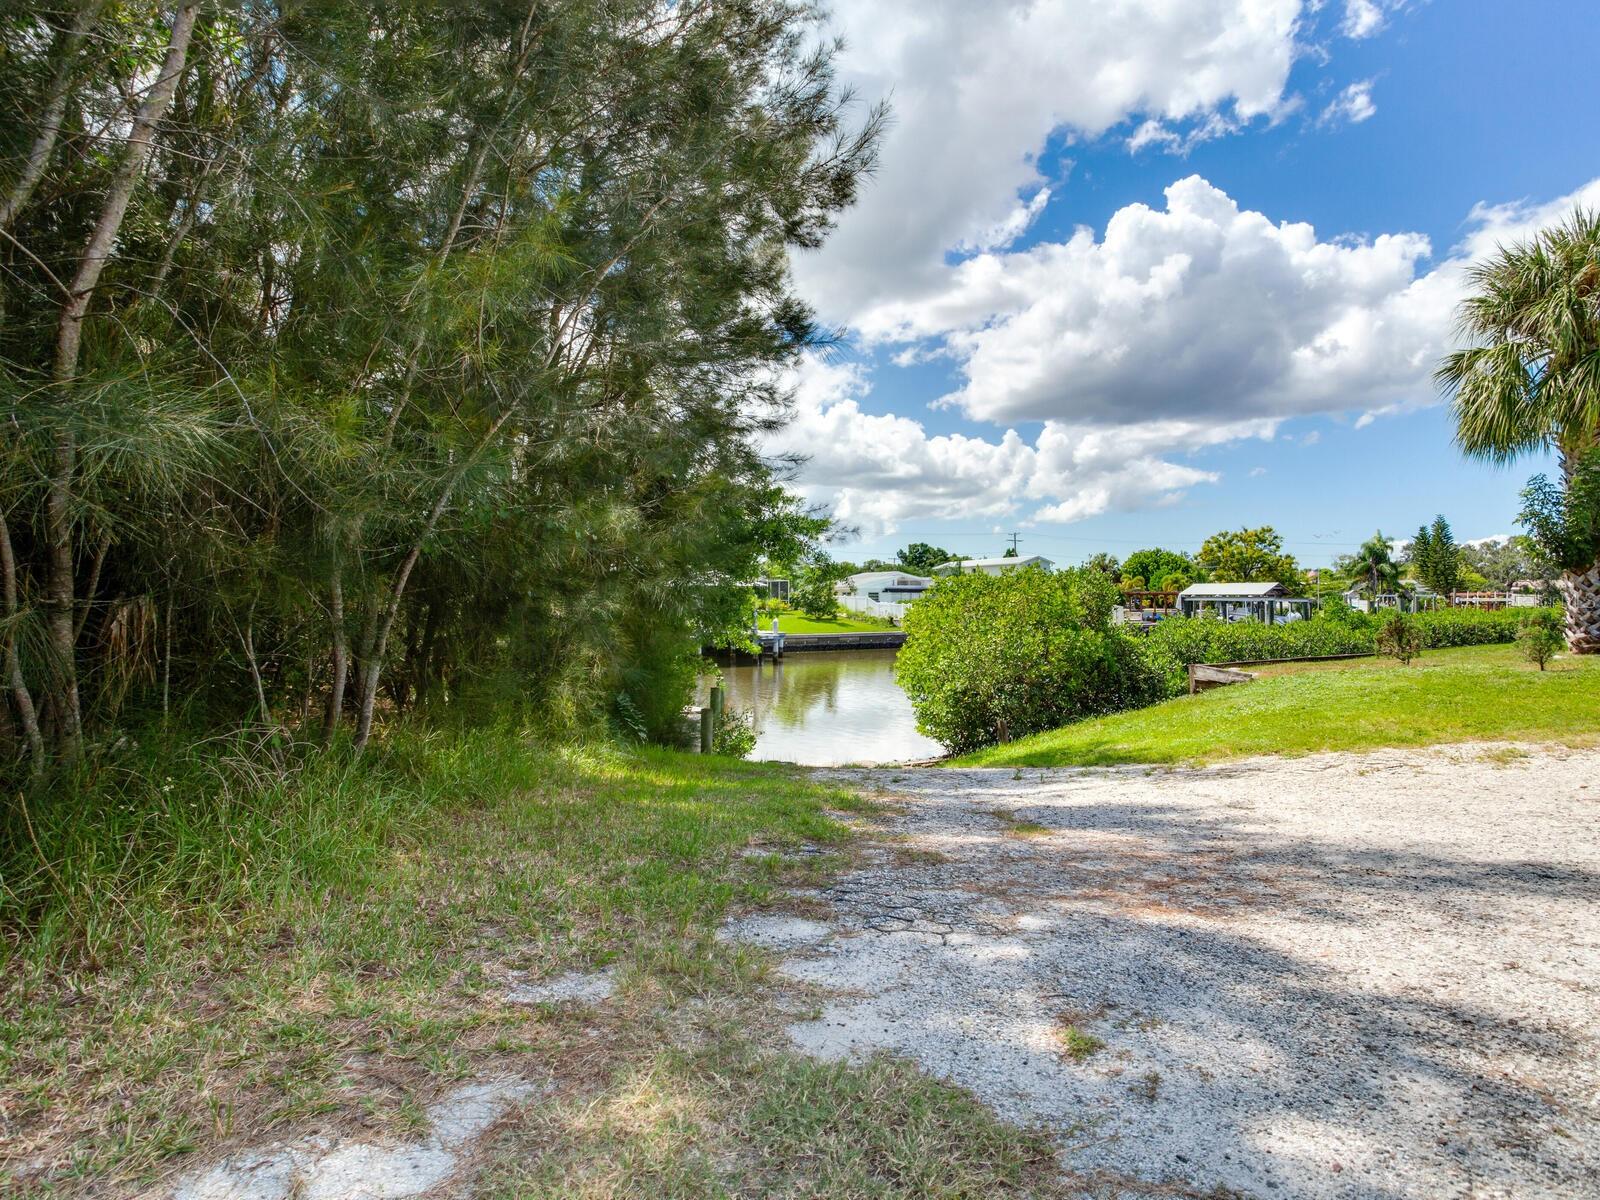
[771,0,1600,568]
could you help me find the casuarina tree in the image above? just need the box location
[1438,207,1600,652]
[0,1,884,771]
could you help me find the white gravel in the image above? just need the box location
[729,744,1600,1199]
[503,967,615,1005]
[166,1078,539,1200]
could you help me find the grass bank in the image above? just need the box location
[954,643,1600,767]
[773,611,897,634]
[1,729,1061,1197]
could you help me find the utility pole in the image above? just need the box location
[1005,532,1022,556]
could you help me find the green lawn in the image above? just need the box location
[954,643,1600,768]
[773,611,897,634]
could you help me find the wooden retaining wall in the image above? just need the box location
[780,631,907,651]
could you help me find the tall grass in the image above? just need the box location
[0,722,553,968]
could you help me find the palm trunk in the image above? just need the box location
[1557,563,1600,654]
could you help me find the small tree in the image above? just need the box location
[1411,515,1461,596]
[1122,548,1198,588]
[1196,526,1302,591]
[897,542,955,575]
[1376,611,1423,665]
[1517,609,1564,671]
[1081,551,1121,578]
[1350,530,1401,600]
[792,554,848,620]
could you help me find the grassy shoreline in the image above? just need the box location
[953,643,1600,768]
[1,729,1063,1197]
[772,611,898,634]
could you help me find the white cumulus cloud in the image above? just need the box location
[1341,0,1387,39]
[794,0,1307,324]
[779,176,1600,533]
[876,175,1456,428]
[1320,79,1377,127]
[765,358,1239,536]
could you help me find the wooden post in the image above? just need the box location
[699,705,713,753]
[710,684,724,728]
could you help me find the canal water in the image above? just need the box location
[713,648,943,766]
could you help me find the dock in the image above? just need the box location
[707,628,907,662]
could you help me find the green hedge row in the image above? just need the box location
[1136,616,1372,696]
[1410,606,1536,647]
[1136,607,1540,696]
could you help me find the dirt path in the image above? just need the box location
[725,744,1600,1199]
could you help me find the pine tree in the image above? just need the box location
[1424,515,1461,596]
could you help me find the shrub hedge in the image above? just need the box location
[1410,606,1535,647]
[1136,607,1539,697]
[1136,615,1372,695]
[897,567,1164,754]
[900,594,1548,753]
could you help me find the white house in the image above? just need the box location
[837,570,934,602]
[931,554,1054,577]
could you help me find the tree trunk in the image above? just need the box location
[322,574,347,744]
[1557,563,1600,654]
[353,408,514,752]
[0,0,105,233]
[0,514,44,776]
[46,0,198,759]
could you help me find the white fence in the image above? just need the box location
[837,593,913,623]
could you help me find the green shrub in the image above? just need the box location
[1136,614,1373,695]
[1517,610,1564,670]
[897,567,1163,754]
[1319,595,1378,631]
[1376,611,1423,665]
[713,707,759,757]
[1137,607,1538,694]
[1410,606,1530,647]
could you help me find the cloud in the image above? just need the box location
[1320,79,1376,127]
[868,176,1456,428]
[780,175,1600,535]
[1249,466,1269,477]
[1340,0,1386,39]
[1456,177,1600,261]
[765,358,1235,536]
[794,0,1306,324]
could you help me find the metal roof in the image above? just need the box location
[932,555,1053,573]
[1178,581,1289,598]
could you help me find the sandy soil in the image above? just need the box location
[725,743,1600,1199]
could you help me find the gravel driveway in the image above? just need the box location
[726,744,1600,1199]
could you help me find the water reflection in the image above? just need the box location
[710,648,943,766]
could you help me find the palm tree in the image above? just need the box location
[1351,530,1401,603]
[1438,208,1600,652]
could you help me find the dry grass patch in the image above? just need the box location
[991,808,1054,838]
